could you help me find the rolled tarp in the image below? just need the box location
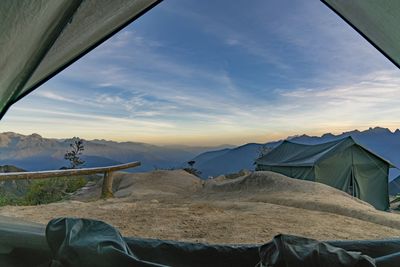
[4,217,400,266]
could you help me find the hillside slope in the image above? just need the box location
[193,143,269,178]
[203,171,400,229]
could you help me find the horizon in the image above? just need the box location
[0,125,398,147]
[0,0,399,145]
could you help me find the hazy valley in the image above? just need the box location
[0,127,399,181]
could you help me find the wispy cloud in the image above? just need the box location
[1,0,399,145]
[36,91,76,103]
[9,107,175,129]
[271,70,400,132]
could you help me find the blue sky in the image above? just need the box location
[1,0,399,145]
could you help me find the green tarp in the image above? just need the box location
[255,137,394,211]
[3,217,400,267]
[0,0,161,119]
[322,0,400,68]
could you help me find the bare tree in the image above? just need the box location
[257,144,271,159]
[187,160,195,168]
[184,160,201,177]
[64,138,85,169]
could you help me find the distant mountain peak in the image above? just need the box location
[287,134,310,140]
[0,165,26,173]
[1,132,22,137]
[341,129,360,135]
[321,133,335,138]
[366,127,392,134]
[287,127,394,142]
[29,133,42,138]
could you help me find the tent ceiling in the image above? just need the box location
[0,0,161,119]
[322,0,400,69]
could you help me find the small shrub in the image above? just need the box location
[391,194,400,204]
[184,160,202,177]
[183,167,202,177]
[0,192,22,206]
[23,179,64,205]
[225,169,251,180]
[22,176,87,205]
[64,176,87,193]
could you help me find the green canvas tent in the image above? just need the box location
[255,137,395,211]
[389,175,400,196]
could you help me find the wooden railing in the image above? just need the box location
[0,161,141,198]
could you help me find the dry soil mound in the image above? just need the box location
[113,169,202,199]
[71,169,202,201]
[2,170,400,243]
[203,171,400,229]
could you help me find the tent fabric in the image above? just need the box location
[0,0,161,119]
[3,218,400,267]
[255,137,394,168]
[389,175,400,196]
[255,139,348,167]
[0,217,259,267]
[46,218,164,267]
[321,0,400,69]
[255,137,393,210]
[258,234,376,267]
[259,234,400,267]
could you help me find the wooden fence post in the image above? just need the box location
[0,161,141,199]
[0,161,140,182]
[101,171,114,198]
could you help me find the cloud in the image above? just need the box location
[9,107,175,129]
[271,70,400,131]
[33,87,104,109]
[226,38,239,46]
[2,0,400,145]
[36,91,76,103]
[165,0,396,83]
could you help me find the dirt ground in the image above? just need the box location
[1,170,400,244]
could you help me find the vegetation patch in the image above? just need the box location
[0,176,91,206]
[0,138,92,206]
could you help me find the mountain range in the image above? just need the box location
[0,127,399,181]
[192,127,400,180]
[0,132,232,172]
